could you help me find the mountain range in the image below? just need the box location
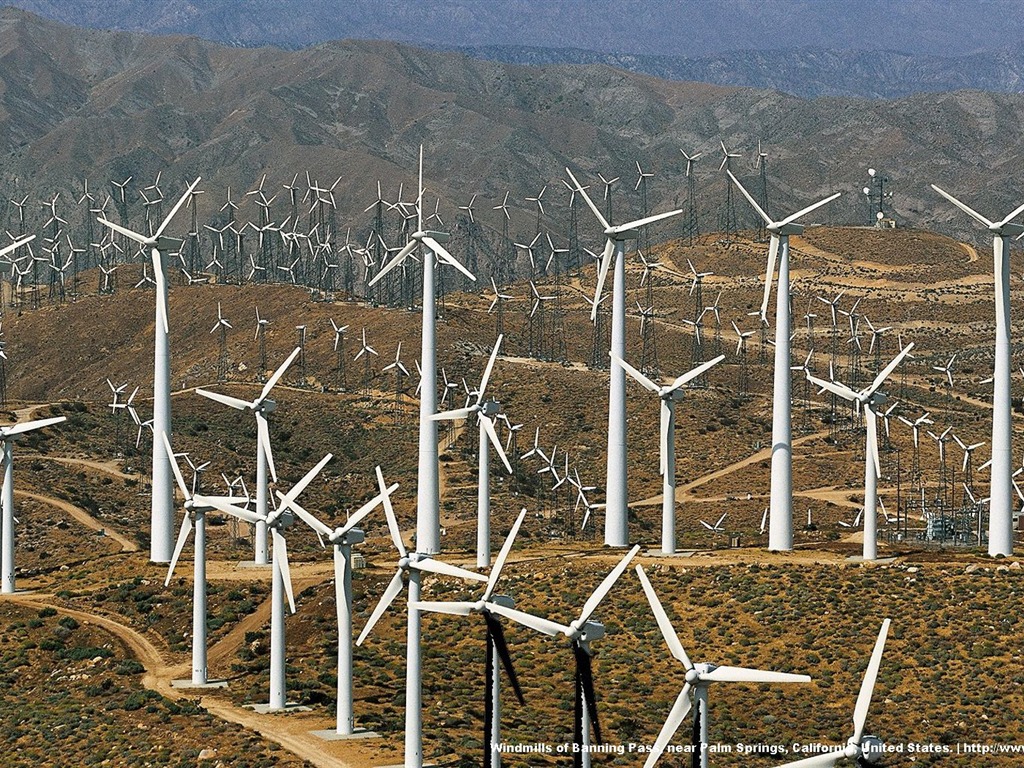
[2,7,1024,246]
[10,0,1024,99]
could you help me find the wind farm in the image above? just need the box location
[4,5,1024,768]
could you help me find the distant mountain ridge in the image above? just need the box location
[448,45,1024,100]
[9,0,1024,99]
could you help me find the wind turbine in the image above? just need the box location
[931,184,1024,555]
[432,335,512,567]
[195,347,301,565]
[412,509,532,768]
[162,434,243,687]
[636,565,810,768]
[97,176,202,563]
[288,466,398,735]
[773,620,892,768]
[366,146,475,556]
[566,166,683,547]
[491,545,640,768]
[807,343,914,560]
[356,489,487,768]
[613,353,725,554]
[729,171,841,553]
[205,454,333,710]
[1,416,67,593]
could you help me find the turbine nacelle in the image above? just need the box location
[767,222,804,236]
[329,526,365,546]
[413,229,450,244]
[571,618,605,643]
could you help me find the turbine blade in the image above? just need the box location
[431,406,475,421]
[701,666,810,683]
[161,433,191,499]
[478,334,503,397]
[278,453,333,512]
[424,236,476,281]
[343,475,399,534]
[261,346,302,401]
[852,618,890,743]
[2,415,67,436]
[97,217,150,246]
[194,388,250,410]
[635,565,692,668]
[378,466,407,557]
[334,545,346,631]
[865,342,914,397]
[367,239,416,287]
[414,556,488,582]
[0,234,35,260]
[642,684,692,768]
[409,600,477,616]
[867,410,881,479]
[930,184,993,227]
[806,373,857,402]
[257,413,277,484]
[659,403,669,477]
[565,167,610,230]
[487,601,570,636]
[287,497,333,539]
[486,613,525,704]
[615,208,684,232]
[483,417,513,474]
[154,177,202,238]
[772,751,847,768]
[165,513,193,587]
[151,250,169,335]
[357,570,404,645]
[778,192,842,227]
[612,353,659,392]
[727,170,772,224]
[270,528,296,614]
[667,354,726,391]
[199,495,264,525]
[577,545,640,625]
[760,234,780,320]
[590,240,615,322]
[484,508,527,601]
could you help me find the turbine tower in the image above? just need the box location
[729,171,841,552]
[614,354,725,554]
[97,176,201,563]
[566,167,683,547]
[931,184,1024,556]
[367,146,475,556]
[807,343,913,560]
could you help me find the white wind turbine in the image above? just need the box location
[357,493,487,768]
[195,347,301,564]
[97,176,202,563]
[614,353,725,554]
[205,453,334,710]
[287,466,398,735]
[729,171,841,553]
[636,565,810,768]
[490,545,640,768]
[773,620,892,768]
[412,509,531,768]
[432,335,513,567]
[931,184,1024,555]
[807,343,914,560]
[366,146,475,556]
[566,166,683,547]
[1,416,67,594]
[162,434,245,687]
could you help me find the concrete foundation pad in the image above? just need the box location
[0,589,36,597]
[171,679,229,689]
[845,556,898,564]
[246,702,312,714]
[644,549,697,558]
[311,728,381,741]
